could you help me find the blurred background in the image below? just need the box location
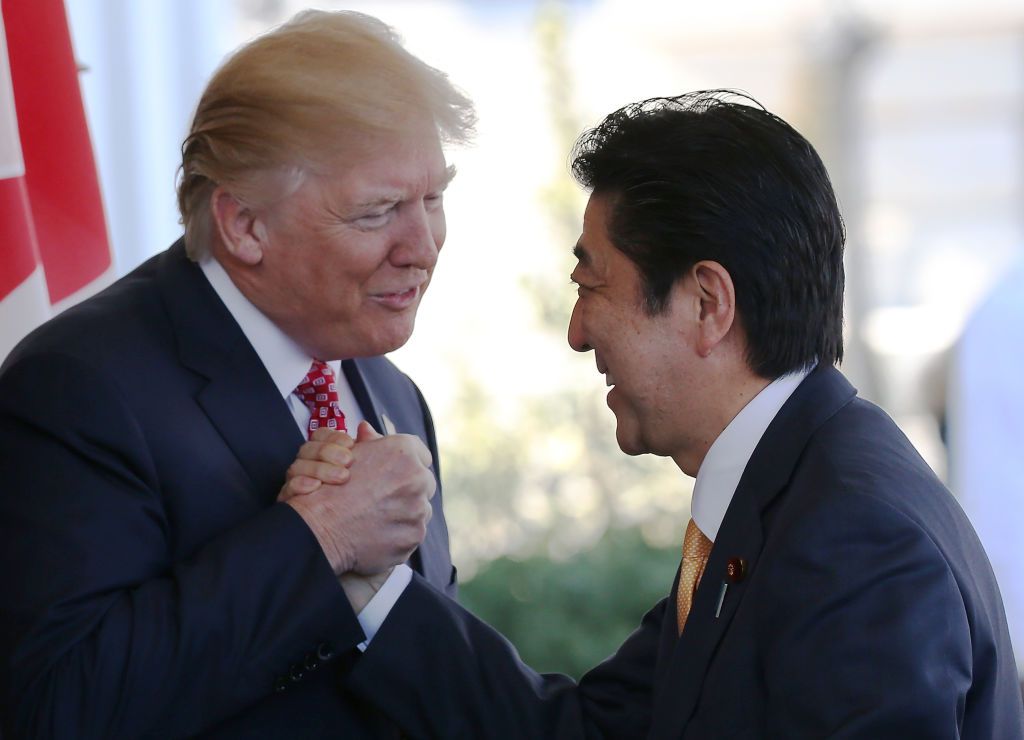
[60,0,1024,678]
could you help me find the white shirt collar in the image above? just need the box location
[198,254,339,398]
[691,366,812,541]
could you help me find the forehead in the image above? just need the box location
[321,126,450,198]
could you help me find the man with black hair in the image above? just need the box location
[296,91,1024,738]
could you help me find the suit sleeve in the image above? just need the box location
[347,573,664,739]
[0,353,363,738]
[758,492,976,738]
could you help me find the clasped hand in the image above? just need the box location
[279,423,435,602]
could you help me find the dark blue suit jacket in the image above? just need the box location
[0,241,455,738]
[347,366,1024,738]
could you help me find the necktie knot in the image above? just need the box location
[294,360,347,438]
[677,518,713,635]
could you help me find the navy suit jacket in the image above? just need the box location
[347,366,1024,738]
[0,241,455,738]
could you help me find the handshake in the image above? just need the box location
[278,423,436,611]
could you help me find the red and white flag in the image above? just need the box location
[0,0,113,361]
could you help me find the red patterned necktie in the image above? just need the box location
[294,360,347,439]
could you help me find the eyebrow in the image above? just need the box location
[353,165,459,210]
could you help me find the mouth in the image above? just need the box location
[370,284,422,311]
[595,357,615,387]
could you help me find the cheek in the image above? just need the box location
[432,209,447,251]
[323,248,383,289]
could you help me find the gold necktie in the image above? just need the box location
[676,518,713,634]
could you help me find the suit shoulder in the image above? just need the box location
[776,397,1000,607]
[2,252,171,375]
[801,397,946,508]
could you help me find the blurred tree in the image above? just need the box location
[442,0,690,580]
[460,528,681,678]
[439,0,691,673]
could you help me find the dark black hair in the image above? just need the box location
[570,90,845,379]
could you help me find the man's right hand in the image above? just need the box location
[284,422,436,576]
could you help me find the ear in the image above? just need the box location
[210,186,267,266]
[690,260,736,358]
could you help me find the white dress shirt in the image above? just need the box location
[691,368,811,541]
[198,254,410,645]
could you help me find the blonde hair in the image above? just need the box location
[177,10,476,257]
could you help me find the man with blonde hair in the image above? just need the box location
[0,10,473,737]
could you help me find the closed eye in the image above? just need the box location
[352,205,397,230]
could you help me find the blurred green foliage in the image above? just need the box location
[459,527,681,679]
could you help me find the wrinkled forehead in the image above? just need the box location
[311,117,447,171]
[300,128,452,206]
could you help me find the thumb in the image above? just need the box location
[356,420,383,443]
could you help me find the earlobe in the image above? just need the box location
[211,187,265,266]
[692,261,736,357]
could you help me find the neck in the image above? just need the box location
[671,370,772,477]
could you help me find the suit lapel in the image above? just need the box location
[650,367,858,739]
[342,359,386,435]
[344,358,449,586]
[651,516,766,739]
[157,241,303,506]
[158,243,449,581]
[195,370,303,505]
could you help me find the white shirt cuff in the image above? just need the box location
[355,563,413,651]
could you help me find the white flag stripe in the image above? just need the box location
[0,266,50,360]
[0,13,25,180]
[50,262,116,314]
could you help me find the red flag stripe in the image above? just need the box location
[4,0,111,304]
[0,174,39,299]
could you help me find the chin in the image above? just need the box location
[307,329,412,361]
[383,324,416,352]
[614,424,648,457]
[366,327,416,357]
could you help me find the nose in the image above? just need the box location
[567,300,591,353]
[391,202,443,271]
